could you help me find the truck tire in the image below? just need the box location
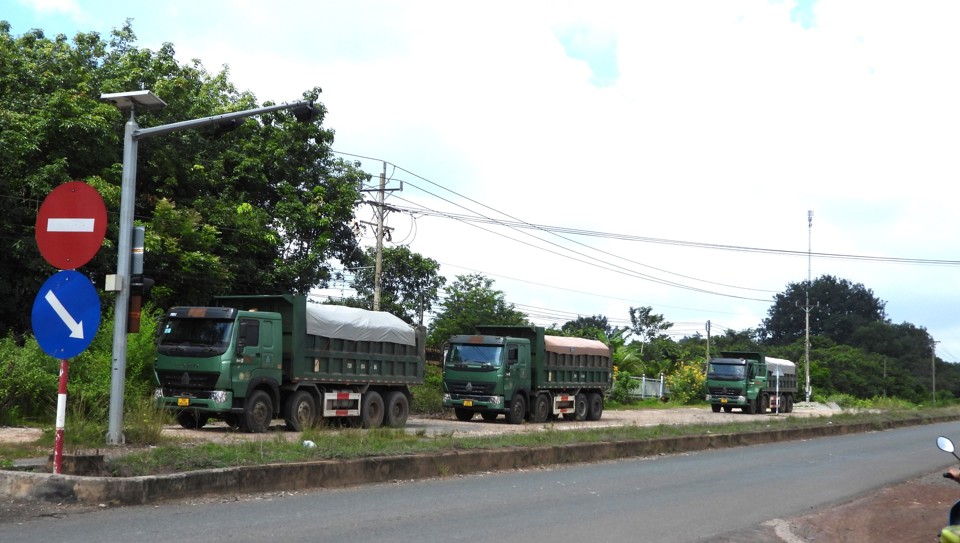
[454,408,475,422]
[743,398,755,414]
[241,390,274,433]
[568,393,588,421]
[383,391,409,428]
[586,392,603,421]
[176,411,209,429]
[531,394,550,424]
[711,404,721,413]
[758,394,768,414]
[284,390,316,432]
[784,394,794,413]
[360,391,384,429]
[480,411,499,422]
[506,394,526,425]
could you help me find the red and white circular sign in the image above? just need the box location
[35,181,108,270]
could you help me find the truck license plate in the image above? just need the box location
[720,398,728,404]
[177,397,190,407]
[463,400,473,407]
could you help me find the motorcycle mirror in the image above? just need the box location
[937,436,960,461]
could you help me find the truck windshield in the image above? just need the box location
[445,344,502,371]
[157,318,234,357]
[707,363,745,381]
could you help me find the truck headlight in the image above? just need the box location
[442,393,451,401]
[154,388,163,400]
[211,390,228,404]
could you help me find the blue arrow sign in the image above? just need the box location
[32,270,101,359]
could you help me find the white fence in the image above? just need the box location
[627,374,670,400]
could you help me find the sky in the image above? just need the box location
[7,0,960,362]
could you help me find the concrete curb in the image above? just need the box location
[1,414,954,506]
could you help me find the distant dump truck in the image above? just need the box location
[154,294,425,432]
[442,325,613,424]
[704,351,797,414]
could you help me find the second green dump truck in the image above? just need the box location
[154,294,425,432]
[442,325,613,424]
[704,351,798,414]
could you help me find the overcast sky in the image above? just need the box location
[8,0,960,362]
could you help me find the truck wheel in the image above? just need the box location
[360,391,384,429]
[573,393,588,421]
[758,394,768,414]
[480,411,499,422]
[586,392,603,421]
[506,394,526,425]
[176,411,209,429]
[743,397,755,414]
[711,404,721,413]
[241,390,273,433]
[454,408,475,422]
[785,394,794,413]
[532,394,550,423]
[383,391,409,428]
[284,390,316,432]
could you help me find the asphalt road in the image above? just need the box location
[5,420,958,543]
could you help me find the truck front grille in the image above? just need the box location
[708,386,743,396]
[156,370,219,391]
[446,380,496,395]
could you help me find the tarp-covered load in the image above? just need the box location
[543,335,611,357]
[765,357,796,377]
[305,304,415,346]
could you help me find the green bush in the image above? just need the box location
[611,371,634,404]
[412,362,443,414]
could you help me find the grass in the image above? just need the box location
[5,403,959,477]
[106,405,960,477]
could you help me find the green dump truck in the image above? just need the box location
[154,294,425,432]
[442,325,613,424]
[704,351,797,414]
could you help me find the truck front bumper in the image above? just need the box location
[705,394,748,406]
[443,393,505,410]
[155,388,234,412]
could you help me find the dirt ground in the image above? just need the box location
[2,405,959,541]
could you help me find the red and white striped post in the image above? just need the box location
[52,358,70,474]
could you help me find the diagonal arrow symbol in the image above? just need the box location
[44,290,84,339]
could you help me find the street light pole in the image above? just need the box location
[101,91,320,444]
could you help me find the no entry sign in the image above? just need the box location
[35,181,108,270]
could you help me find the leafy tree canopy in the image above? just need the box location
[0,20,366,335]
[761,274,887,346]
[344,246,445,325]
[426,273,527,347]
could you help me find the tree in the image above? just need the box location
[0,21,366,333]
[628,306,673,356]
[761,275,887,346]
[427,273,527,347]
[347,246,445,325]
[561,315,618,340]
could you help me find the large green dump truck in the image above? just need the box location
[704,351,798,414]
[154,294,425,432]
[442,325,612,424]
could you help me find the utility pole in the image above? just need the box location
[804,210,813,402]
[373,162,386,311]
[705,320,711,361]
[932,339,940,404]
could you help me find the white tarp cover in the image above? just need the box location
[766,357,796,377]
[305,304,415,346]
[543,335,611,357]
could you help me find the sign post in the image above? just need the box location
[33,182,106,473]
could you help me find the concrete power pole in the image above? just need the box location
[804,210,813,402]
[373,163,386,311]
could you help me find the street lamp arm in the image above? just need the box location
[135,100,315,140]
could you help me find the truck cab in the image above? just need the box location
[154,306,283,429]
[442,334,532,424]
